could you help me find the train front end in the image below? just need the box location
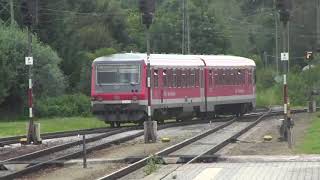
[91,54,146,127]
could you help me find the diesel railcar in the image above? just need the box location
[91,53,256,127]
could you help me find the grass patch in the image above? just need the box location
[296,113,320,154]
[0,116,107,137]
[144,155,164,175]
[256,87,282,107]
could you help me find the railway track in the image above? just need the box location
[0,107,298,147]
[0,116,235,179]
[0,107,307,179]
[98,109,272,180]
[0,114,241,147]
[0,126,122,147]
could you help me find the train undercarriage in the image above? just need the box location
[93,102,254,128]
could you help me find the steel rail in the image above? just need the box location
[0,115,235,147]
[0,107,309,147]
[159,109,271,180]
[0,107,305,179]
[0,116,236,179]
[98,109,274,180]
[0,126,122,147]
[97,118,238,180]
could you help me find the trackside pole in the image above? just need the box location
[26,26,37,145]
[83,135,87,168]
[280,19,293,148]
[144,27,157,144]
[139,0,157,143]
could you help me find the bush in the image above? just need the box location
[35,94,91,118]
[256,86,282,106]
[0,24,65,111]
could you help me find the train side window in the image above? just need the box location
[242,70,245,84]
[181,70,186,88]
[184,69,188,88]
[237,69,243,85]
[235,69,239,85]
[190,69,195,87]
[216,69,220,85]
[214,70,219,85]
[233,69,237,85]
[231,70,236,85]
[209,70,213,87]
[213,70,218,86]
[153,69,158,88]
[225,69,230,85]
[163,70,168,87]
[187,69,190,87]
[176,69,181,87]
[172,69,177,88]
[167,69,172,88]
[229,69,233,85]
[254,69,256,84]
[229,70,232,85]
[188,69,191,87]
[195,69,199,87]
[248,69,252,85]
[222,70,226,85]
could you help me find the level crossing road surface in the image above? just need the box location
[142,155,320,180]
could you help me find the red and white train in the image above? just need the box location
[91,53,256,127]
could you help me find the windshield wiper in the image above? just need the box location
[130,82,139,86]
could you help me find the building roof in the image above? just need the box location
[93,53,256,68]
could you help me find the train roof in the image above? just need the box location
[93,53,256,68]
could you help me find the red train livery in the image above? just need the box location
[91,53,256,127]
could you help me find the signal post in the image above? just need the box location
[21,0,41,144]
[276,0,293,148]
[139,0,157,143]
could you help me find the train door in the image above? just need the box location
[245,69,250,93]
[160,69,167,105]
[200,68,207,113]
[156,68,164,106]
[152,68,159,105]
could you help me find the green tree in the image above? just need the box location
[0,24,65,112]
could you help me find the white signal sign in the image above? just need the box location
[25,57,33,65]
[281,52,289,61]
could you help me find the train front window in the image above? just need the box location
[96,65,140,85]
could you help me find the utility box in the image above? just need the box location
[144,121,157,143]
[25,122,42,144]
[34,123,42,143]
